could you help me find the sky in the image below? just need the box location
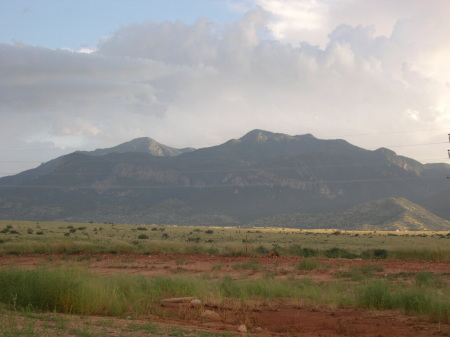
[1,0,450,177]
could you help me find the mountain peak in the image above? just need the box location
[88,137,194,157]
[240,129,294,143]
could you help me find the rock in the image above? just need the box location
[200,310,221,321]
[190,299,202,307]
[254,327,263,332]
[238,324,247,333]
[161,297,196,304]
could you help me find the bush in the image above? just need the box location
[187,237,200,243]
[297,259,325,271]
[415,271,445,288]
[361,249,388,260]
[324,247,358,259]
[285,244,318,257]
[137,234,149,240]
[335,265,384,281]
[254,245,269,255]
[357,280,392,309]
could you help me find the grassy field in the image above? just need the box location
[0,220,450,335]
[0,220,449,260]
[0,263,448,335]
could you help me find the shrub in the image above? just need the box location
[415,271,445,288]
[335,265,384,281]
[297,258,326,271]
[285,244,318,257]
[254,245,269,255]
[357,280,392,309]
[187,237,200,243]
[324,247,358,259]
[138,234,149,240]
[361,249,388,260]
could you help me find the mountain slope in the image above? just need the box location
[250,198,450,231]
[0,129,449,226]
[0,137,194,188]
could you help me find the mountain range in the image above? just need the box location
[1,129,450,230]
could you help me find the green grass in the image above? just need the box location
[389,248,450,262]
[415,271,445,288]
[0,266,448,323]
[0,267,212,316]
[356,280,450,322]
[334,264,384,281]
[297,258,328,271]
[232,259,264,271]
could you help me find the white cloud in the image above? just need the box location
[1,1,450,176]
[76,47,96,54]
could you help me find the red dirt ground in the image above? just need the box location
[1,253,449,336]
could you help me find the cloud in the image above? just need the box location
[1,1,450,176]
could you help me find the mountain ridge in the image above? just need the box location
[1,129,449,229]
[85,137,195,157]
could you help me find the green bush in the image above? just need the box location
[415,271,445,288]
[285,244,318,257]
[297,258,325,271]
[254,245,269,255]
[357,280,392,309]
[361,249,388,260]
[324,247,358,259]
